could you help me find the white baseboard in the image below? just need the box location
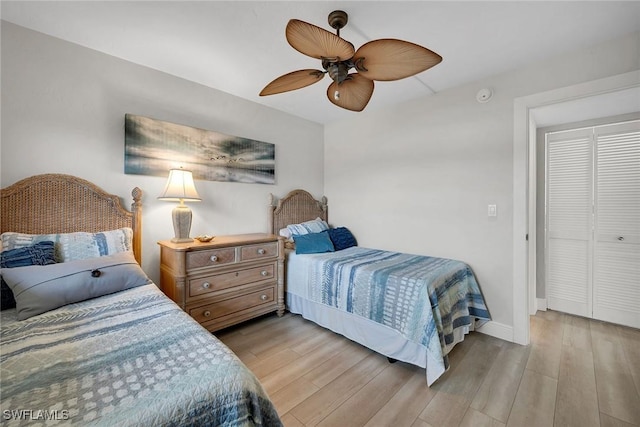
[476,320,514,343]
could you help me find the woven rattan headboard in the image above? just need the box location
[1,174,142,264]
[268,189,328,234]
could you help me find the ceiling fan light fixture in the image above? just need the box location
[261,10,442,112]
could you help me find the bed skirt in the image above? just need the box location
[286,291,473,385]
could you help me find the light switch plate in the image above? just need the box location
[488,204,497,217]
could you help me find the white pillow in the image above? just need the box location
[279,228,293,240]
[286,218,329,236]
[1,228,133,263]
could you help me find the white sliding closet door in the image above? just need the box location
[593,121,640,328]
[546,120,640,328]
[546,128,593,318]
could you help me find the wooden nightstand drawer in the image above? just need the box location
[240,242,278,261]
[189,287,275,323]
[189,263,275,297]
[186,247,236,270]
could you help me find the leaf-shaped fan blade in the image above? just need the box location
[353,39,442,81]
[286,19,355,61]
[327,73,374,112]
[260,69,325,96]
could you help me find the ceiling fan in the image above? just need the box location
[259,10,442,112]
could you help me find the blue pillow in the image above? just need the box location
[294,231,335,254]
[328,227,357,251]
[1,241,56,310]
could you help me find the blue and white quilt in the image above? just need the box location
[0,284,282,426]
[303,247,491,384]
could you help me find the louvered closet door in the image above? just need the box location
[593,121,640,328]
[546,128,593,317]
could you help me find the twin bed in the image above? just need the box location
[0,174,281,426]
[0,174,491,426]
[269,189,491,385]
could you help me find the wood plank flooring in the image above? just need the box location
[216,310,640,427]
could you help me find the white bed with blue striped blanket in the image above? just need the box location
[0,174,283,426]
[286,246,491,385]
[1,284,282,426]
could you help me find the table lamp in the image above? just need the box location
[158,168,201,243]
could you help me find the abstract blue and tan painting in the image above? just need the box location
[125,114,275,184]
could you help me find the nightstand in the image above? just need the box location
[158,233,285,332]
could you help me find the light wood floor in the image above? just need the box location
[216,310,640,427]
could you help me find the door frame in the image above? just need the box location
[512,70,640,345]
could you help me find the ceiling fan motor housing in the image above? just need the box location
[323,59,353,84]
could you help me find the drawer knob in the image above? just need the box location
[618,236,625,241]
[257,248,266,255]
[202,282,211,289]
[210,255,218,262]
[203,310,211,317]
[261,270,268,276]
[260,294,268,301]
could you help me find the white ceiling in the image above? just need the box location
[2,1,639,125]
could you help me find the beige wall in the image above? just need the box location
[2,19,638,339]
[324,31,640,332]
[0,21,325,283]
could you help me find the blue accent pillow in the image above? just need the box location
[328,227,357,251]
[1,241,56,310]
[294,231,335,254]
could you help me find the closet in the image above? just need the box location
[546,119,639,328]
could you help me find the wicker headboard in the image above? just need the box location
[1,174,142,264]
[268,189,328,234]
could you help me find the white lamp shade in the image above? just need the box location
[158,168,201,202]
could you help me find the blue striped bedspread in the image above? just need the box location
[0,284,282,427]
[306,247,491,383]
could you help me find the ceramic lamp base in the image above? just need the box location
[170,204,194,243]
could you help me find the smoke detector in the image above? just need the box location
[476,88,493,103]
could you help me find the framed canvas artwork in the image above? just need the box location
[124,114,275,184]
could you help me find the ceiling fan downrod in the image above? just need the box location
[324,10,357,85]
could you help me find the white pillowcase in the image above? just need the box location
[1,228,133,263]
[279,228,293,240]
[286,218,329,236]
